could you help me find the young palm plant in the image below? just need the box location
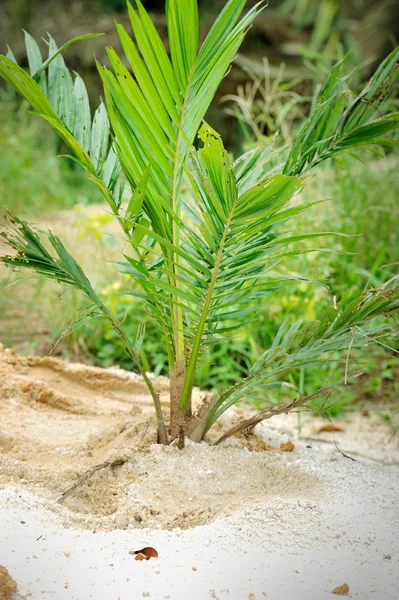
[0,0,398,446]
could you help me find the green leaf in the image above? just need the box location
[198,123,237,220]
[206,287,399,430]
[128,0,181,119]
[284,47,399,175]
[166,0,198,91]
[338,115,399,147]
[47,35,76,131]
[125,167,151,225]
[39,113,91,167]
[115,22,175,139]
[33,32,104,81]
[235,174,302,222]
[73,74,91,150]
[90,100,110,172]
[1,212,99,303]
[5,46,17,64]
[23,30,47,93]
[0,55,58,118]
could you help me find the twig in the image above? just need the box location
[300,436,399,464]
[58,458,125,502]
[332,437,356,462]
[213,387,333,446]
[318,412,357,462]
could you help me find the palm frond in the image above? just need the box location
[99,0,265,361]
[205,285,399,431]
[0,33,122,214]
[0,212,99,302]
[283,48,399,175]
[0,3,398,442]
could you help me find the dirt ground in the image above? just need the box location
[1,347,398,599]
[0,565,17,600]
[0,345,321,531]
[1,345,398,534]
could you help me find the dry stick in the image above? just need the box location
[59,458,125,502]
[300,436,396,464]
[213,387,333,446]
[320,411,357,462]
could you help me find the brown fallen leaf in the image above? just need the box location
[129,547,158,561]
[280,441,295,452]
[331,583,349,595]
[317,423,345,433]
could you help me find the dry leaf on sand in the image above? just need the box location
[318,423,345,433]
[331,583,350,595]
[130,547,158,561]
[280,441,295,452]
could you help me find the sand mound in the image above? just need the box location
[0,565,17,600]
[0,347,319,531]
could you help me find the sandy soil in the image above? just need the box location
[0,347,398,599]
[0,345,313,531]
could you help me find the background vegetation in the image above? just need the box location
[0,0,398,419]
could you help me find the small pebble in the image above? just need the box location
[280,441,295,452]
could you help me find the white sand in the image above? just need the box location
[1,435,398,600]
[1,350,398,599]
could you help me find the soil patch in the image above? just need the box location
[0,565,17,600]
[0,346,319,531]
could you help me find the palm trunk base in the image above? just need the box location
[169,359,191,440]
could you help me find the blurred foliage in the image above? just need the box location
[0,91,101,214]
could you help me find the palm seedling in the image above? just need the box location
[0,0,398,446]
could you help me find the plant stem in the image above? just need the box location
[169,357,189,438]
[168,85,194,433]
[100,303,169,445]
[179,216,233,412]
